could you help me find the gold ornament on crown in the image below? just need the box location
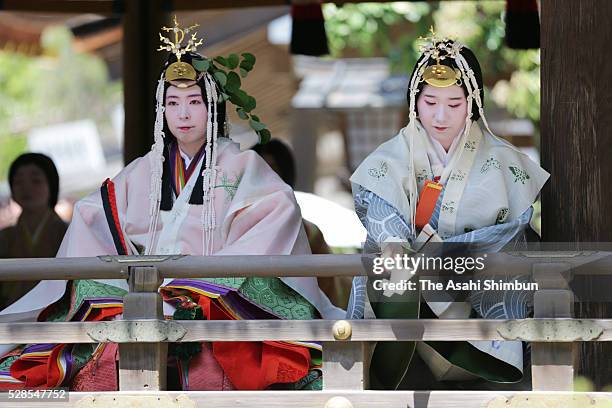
[158,15,204,85]
[418,27,463,88]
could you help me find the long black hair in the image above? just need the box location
[8,153,60,209]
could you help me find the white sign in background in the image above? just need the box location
[27,120,117,195]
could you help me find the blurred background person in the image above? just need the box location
[254,139,350,308]
[0,153,67,309]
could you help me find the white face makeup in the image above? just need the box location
[164,84,208,158]
[416,84,468,151]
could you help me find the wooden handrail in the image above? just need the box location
[0,319,610,344]
[0,252,611,281]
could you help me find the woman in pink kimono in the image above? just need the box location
[0,18,342,391]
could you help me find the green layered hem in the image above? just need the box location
[367,278,522,389]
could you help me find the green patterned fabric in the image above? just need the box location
[69,343,99,378]
[0,355,19,372]
[67,280,127,321]
[194,277,318,320]
[294,369,322,390]
[203,277,245,290]
[368,278,522,389]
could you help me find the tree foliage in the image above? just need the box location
[323,2,540,123]
[0,26,121,181]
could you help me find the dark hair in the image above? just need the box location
[253,139,296,188]
[408,43,484,121]
[8,153,60,209]
[161,52,227,145]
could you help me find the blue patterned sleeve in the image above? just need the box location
[445,207,534,253]
[454,207,536,320]
[346,187,414,319]
[353,186,414,254]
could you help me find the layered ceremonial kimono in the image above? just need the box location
[0,138,343,391]
[350,121,549,389]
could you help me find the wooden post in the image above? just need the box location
[122,0,169,165]
[541,0,612,388]
[292,109,319,192]
[119,266,166,391]
[322,341,370,390]
[531,263,574,391]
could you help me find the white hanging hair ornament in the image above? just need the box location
[405,27,496,237]
[147,15,220,255]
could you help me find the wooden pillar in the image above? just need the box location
[292,109,319,192]
[531,264,574,390]
[541,0,612,389]
[322,341,369,390]
[122,0,169,165]
[119,266,166,390]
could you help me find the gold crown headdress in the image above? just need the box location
[156,15,270,144]
[402,28,497,239]
[158,16,204,87]
[147,16,272,257]
[418,27,463,88]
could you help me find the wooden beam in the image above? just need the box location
[0,0,116,14]
[0,0,496,13]
[0,254,365,281]
[172,0,404,10]
[2,252,612,281]
[1,319,611,344]
[0,390,608,408]
[541,0,612,389]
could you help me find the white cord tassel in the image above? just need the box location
[406,52,432,238]
[146,73,167,255]
[446,53,476,180]
[201,74,220,255]
[455,54,497,137]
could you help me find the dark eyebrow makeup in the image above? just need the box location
[423,94,464,101]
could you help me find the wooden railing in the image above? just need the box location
[1,253,612,407]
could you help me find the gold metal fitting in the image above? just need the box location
[417,26,462,88]
[166,62,197,85]
[332,320,352,340]
[158,15,204,83]
[422,63,462,88]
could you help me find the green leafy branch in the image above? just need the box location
[192,52,270,144]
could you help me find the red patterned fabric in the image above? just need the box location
[213,341,309,390]
[87,307,123,322]
[9,344,65,388]
[71,343,118,391]
[5,305,123,389]
[5,290,311,390]
[171,291,312,390]
[185,342,235,391]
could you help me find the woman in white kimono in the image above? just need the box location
[349,33,549,389]
[0,18,342,391]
